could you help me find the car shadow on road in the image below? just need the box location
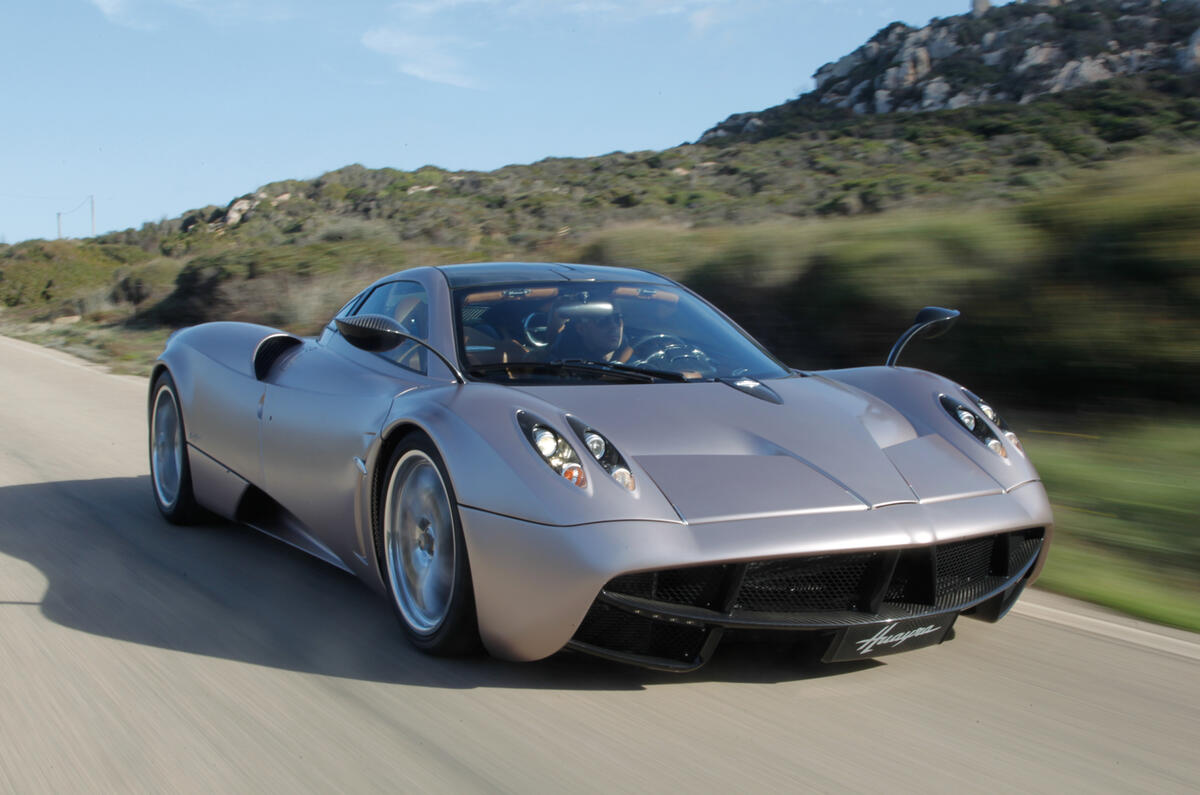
[0,476,883,690]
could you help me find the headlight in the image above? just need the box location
[517,411,587,488]
[583,432,606,459]
[939,394,1007,458]
[567,416,637,492]
[962,388,1025,457]
[533,428,558,458]
[611,467,635,491]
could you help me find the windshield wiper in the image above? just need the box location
[552,359,705,382]
[467,361,653,383]
[467,360,699,383]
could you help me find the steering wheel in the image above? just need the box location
[523,312,550,348]
[628,334,716,378]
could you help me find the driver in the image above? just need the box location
[549,300,632,363]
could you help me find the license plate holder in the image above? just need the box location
[823,614,957,663]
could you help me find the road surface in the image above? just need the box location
[0,334,1196,793]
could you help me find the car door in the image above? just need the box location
[257,280,437,569]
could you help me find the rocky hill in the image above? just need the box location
[701,0,1200,141]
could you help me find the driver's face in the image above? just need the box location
[576,311,623,358]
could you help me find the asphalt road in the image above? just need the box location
[1,334,1197,793]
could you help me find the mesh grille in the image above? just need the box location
[735,553,875,613]
[572,601,708,664]
[1010,534,1043,574]
[934,536,995,598]
[605,566,727,609]
[884,571,919,603]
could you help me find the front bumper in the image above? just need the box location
[458,481,1052,667]
[569,527,1042,671]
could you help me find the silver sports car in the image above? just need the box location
[149,262,1052,671]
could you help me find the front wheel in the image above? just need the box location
[379,434,479,655]
[148,371,202,524]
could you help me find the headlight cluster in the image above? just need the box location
[518,411,587,487]
[940,394,1010,459]
[961,388,1024,456]
[517,411,636,492]
[565,416,636,492]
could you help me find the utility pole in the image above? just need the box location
[54,195,94,239]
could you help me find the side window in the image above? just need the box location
[321,293,365,341]
[334,294,362,320]
[352,280,429,374]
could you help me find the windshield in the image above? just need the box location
[454,280,790,384]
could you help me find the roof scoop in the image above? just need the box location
[886,306,960,367]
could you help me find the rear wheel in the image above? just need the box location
[149,371,202,524]
[379,433,479,655]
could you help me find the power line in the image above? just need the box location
[0,193,98,238]
[59,196,91,215]
[55,195,96,238]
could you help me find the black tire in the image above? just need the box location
[148,371,202,524]
[377,432,480,655]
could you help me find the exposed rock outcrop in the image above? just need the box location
[1047,57,1115,93]
[700,0,1200,142]
[224,198,255,227]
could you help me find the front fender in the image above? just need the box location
[818,366,1044,492]
[380,383,683,529]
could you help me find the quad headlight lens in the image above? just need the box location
[962,388,1025,458]
[940,394,1007,458]
[518,413,588,489]
[942,388,1025,459]
[584,432,606,459]
[561,462,586,487]
[517,411,636,492]
[533,428,559,458]
[611,467,635,491]
[568,416,637,492]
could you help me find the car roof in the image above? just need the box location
[434,262,677,289]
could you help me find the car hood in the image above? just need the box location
[515,375,1010,524]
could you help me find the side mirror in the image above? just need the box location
[886,306,960,367]
[335,314,465,383]
[336,313,407,352]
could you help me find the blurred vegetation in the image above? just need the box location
[1021,418,1200,631]
[580,155,1200,413]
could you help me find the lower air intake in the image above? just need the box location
[569,528,1044,669]
[571,601,709,668]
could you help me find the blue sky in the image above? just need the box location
[1,1,1002,243]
